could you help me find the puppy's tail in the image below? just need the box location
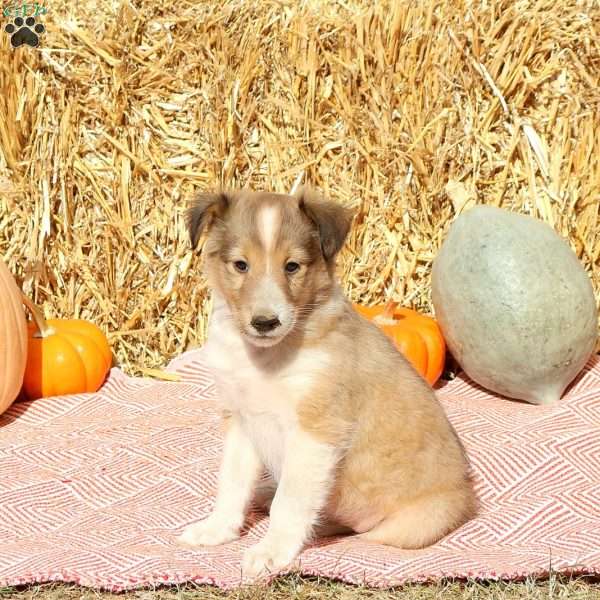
[358,486,477,549]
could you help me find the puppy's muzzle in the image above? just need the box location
[251,314,281,334]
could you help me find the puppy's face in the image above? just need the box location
[188,188,353,348]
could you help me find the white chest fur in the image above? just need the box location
[241,412,286,481]
[202,296,330,481]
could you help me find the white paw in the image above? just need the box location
[176,514,240,547]
[241,538,298,581]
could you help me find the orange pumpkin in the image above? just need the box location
[21,296,112,400]
[0,258,28,414]
[353,301,446,385]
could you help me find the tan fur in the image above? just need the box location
[179,187,476,579]
[296,304,476,544]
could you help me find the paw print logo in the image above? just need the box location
[4,16,45,47]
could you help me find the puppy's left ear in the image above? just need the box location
[296,187,355,261]
[187,191,230,249]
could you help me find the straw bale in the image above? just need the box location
[0,0,598,374]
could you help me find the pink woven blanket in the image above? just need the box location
[1,348,599,591]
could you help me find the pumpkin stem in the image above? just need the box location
[21,293,55,338]
[372,300,400,326]
[382,300,399,320]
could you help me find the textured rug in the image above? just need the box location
[1,347,600,591]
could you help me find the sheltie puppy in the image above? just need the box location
[177,187,475,579]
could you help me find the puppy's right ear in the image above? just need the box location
[187,192,230,249]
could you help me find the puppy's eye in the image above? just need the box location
[285,261,300,274]
[233,260,249,273]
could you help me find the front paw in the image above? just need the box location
[177,514,241,548]
[241,538,298,581]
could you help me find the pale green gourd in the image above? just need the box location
[432,205,597,405]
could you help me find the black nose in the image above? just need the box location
[251,315,281,333]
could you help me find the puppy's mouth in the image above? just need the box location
[243,331,284,348]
